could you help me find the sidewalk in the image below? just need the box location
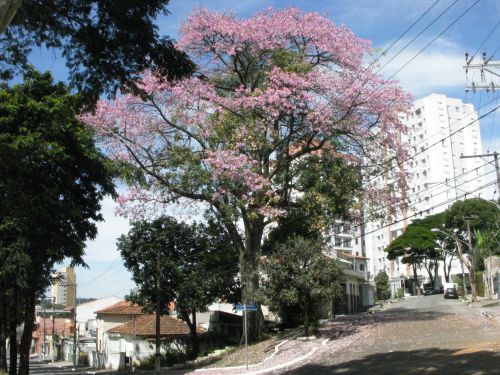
[464,297,500,325]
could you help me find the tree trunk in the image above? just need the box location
[424,261,434,289]
[303,294,310,337]
[155,249,161,375]
[8,288,18,375]
[239,216,265,344]
[454,239,477,302]
[190,308,199,358]
[18,293,35,375]
[468,265,478,302]
[0,0,22,34]
[412,264,420,295]
[0,286,7,373]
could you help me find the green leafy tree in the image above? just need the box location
[385,225,438,295]
[374,271,391,300]
[118,216,238,361]
[0,70,115,375]
[416,213,456,283]
[0,0,194,104]
[444,198,500,302]
[262,236,344,336]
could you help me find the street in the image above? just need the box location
[287,295,500,375]
[27,359,96,375]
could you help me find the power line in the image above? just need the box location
[363,159,495,221]
[386,0,482,82]
[368,0,443,70]
[356,179,498,240]
[468,20,500,63]
[376,0,457,74]
[363,102,500,188]
[354,166,496,234]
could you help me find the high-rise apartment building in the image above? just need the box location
[51,267,76,307]
[365,94,486,293]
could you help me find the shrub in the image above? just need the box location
[394,288,405,299]
[375,271,391,300]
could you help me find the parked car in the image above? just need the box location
[444,287,458,299]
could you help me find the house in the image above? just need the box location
[32,310,73,360]
[335,252,374,313]
[74,296,123,340]
[94,300,201,370]
[105,314,204,369]
[95,300,144,356]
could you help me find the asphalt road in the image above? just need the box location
[287,295,500,375]
[28,358,97,375]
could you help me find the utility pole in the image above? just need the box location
[42,305,46,362]
[155,248,161,375]
[52,296,55,364]
[73,284,77,368]
[464,51,500,93]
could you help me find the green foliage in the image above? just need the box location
[385,225,438,264]
[475,228,500,257]
[374,271,391,300]
[119,215,239,356]
[394,288,404,299]
[475,271,485,297]
[262,236,344,335]
[136,347,188,369]
[0,70,115,372]
[119,216,239,315]
[2,0,194,104]
[444,198,500,251]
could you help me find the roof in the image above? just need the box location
[338,252,369,260]
[108,314,204,337]
[95,300,143,316]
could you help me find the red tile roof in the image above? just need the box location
[108,314,204,337]
[95,301,144,315]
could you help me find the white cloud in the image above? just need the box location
[83,196,130,263]
[380,38,466,98]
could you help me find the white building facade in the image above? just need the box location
[365,94,486,294]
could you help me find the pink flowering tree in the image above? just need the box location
[81,8,410,341]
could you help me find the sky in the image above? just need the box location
[27,0,500,298]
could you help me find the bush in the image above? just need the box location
[136,348,188,369]
[394,288,405,299]
[475,271,485,297]
[375,271,391,300]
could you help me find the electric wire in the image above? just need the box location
[376,0,458,74]
[386,0,482,83]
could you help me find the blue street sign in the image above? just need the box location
[235,303,258,311]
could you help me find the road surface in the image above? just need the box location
[287,294,500,375]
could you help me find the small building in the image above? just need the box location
[105,314,204,369]
[484,255,500,298]
[32,312,73,360]
[334,252,374,314]
[95,300,143,356]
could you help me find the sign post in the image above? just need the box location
[235,304,258,370]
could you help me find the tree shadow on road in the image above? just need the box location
[290,347,500,375]
[318,308,449,342]
[366,307,450,324]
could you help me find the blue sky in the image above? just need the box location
[27,0,500,298]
